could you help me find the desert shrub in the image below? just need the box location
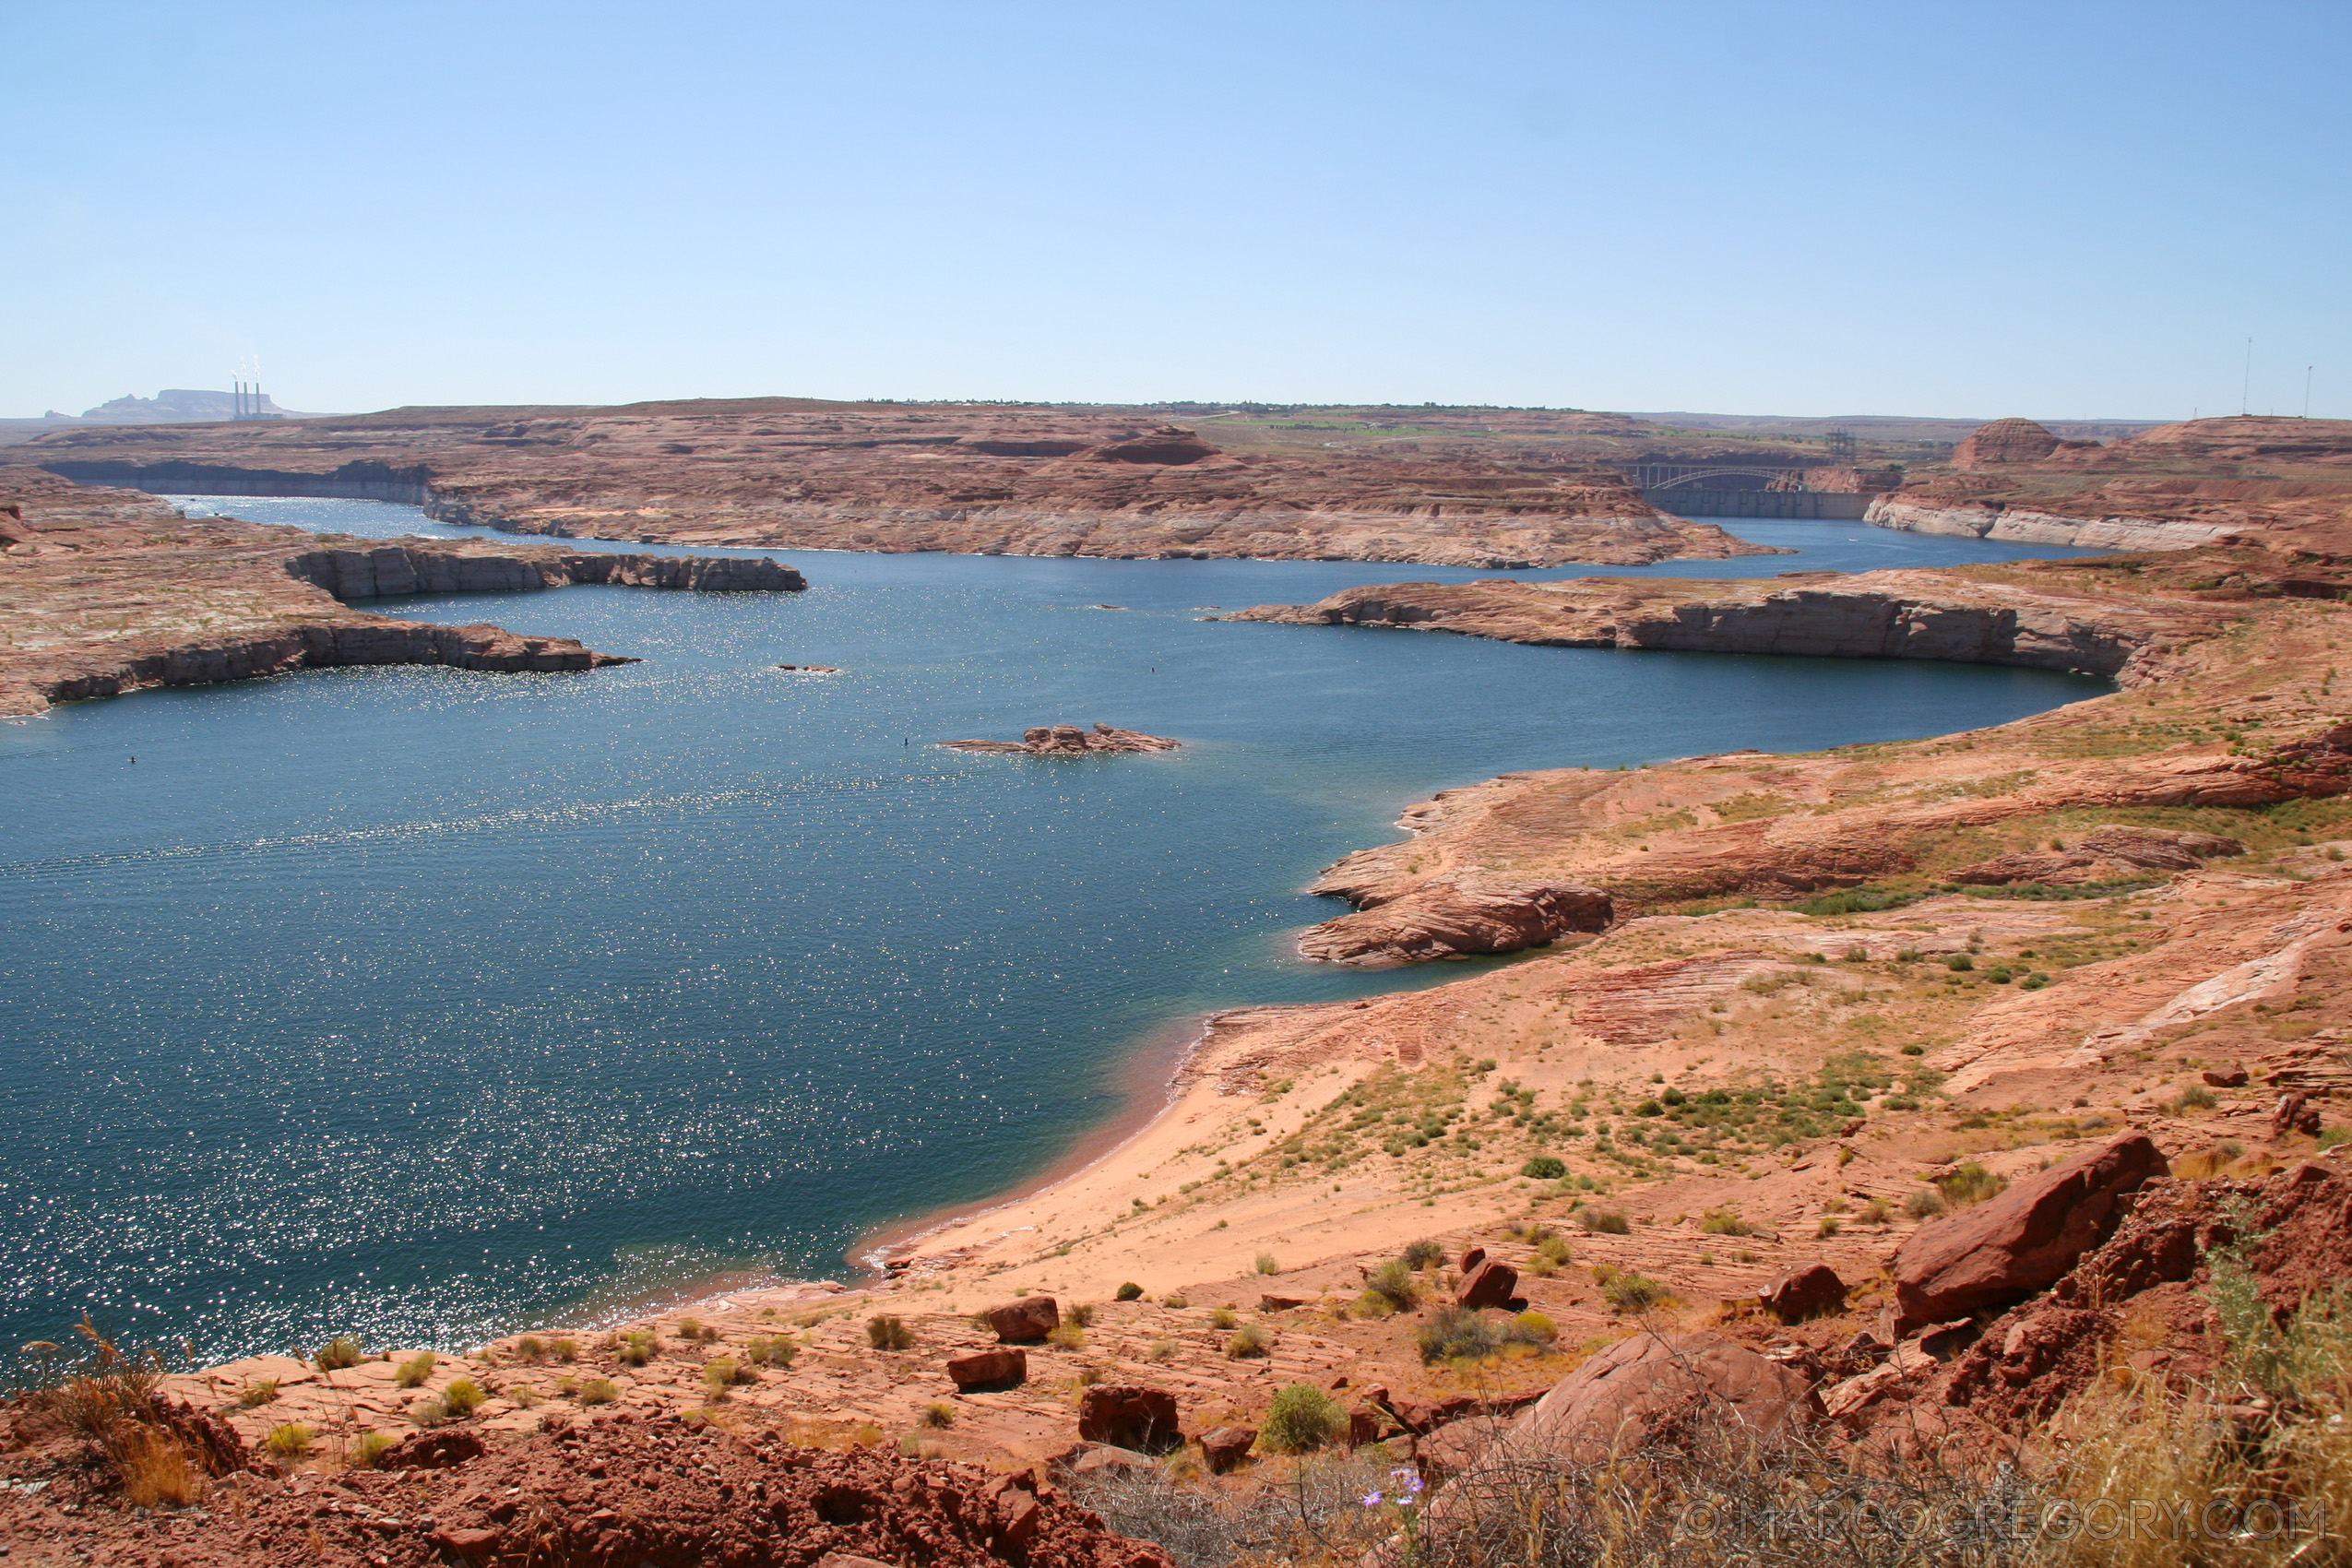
[2173,1084,2219,1111]
[313,1336,365,1372]
[1361,1259,1418,1313]
[1260,1384,1344,1453]
[237,1378,279,1408]
[1208,1307,1239,1331]
[1535,1233,1572,1264]
[350,1430,398,1469]
[1939,1161,2006,1206]
[745,1333,796,1367]
[1580,1207,1631,1235]
[1945,954,1975,971]
[441,1378,485,1416]
[922,1400,956,1428]
[1115,1281,1144,1301]
[676,1316,719,1343]
[866,1314,915,1350]
[395,1351,437,1388]
[1226,1323,1272,1359]
[552,1336,578,1362]
[1160,1294,1189,1310]
[1147,1340,1176,1361]
[1400,1239,1447,1270]
[1507,1311,1558,1347]
[265,1422,313,1458]
[1068,1302,1096,1328]
[1602,1271,1669,1313]
[1862,1195,1893,1225]
[1417,1307,1500,1364]
[1907,1187,1947,1220]
[1698,1208,1752,1236]
[576,1378,619,1406]
[1818,1216,1842,1238]
[1255,1253,1280,1276]
[514,1335,546,1361]
[1047,1322,1087,1350]
[408,1397,448,1426]
[702,1358,747,1396]
[616,1331,655,1366]
[1521,1156,1567,1180]
[509,1381,540,1408]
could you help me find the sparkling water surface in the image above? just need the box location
[0,497,2108,1358]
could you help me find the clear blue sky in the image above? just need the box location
[6,1,2346,421]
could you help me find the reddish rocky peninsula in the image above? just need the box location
[0,467,803,716]
[14,400,1778,569]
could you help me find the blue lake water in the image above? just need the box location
[0,498,2109,1359]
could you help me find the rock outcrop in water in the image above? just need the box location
[944,724,1181,755]
[0,466,802,715]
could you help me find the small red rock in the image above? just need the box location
[1198,1425,1256,1474]
[945,1348,1027,1390]
[2204,1065,2250,1087]
[1760,1263,1847,1323]
[1455,1257,1519,1311]
[987,1295,1060,1342]
[1077,1385,1182,1453]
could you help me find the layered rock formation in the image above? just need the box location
[1296,877,1610,965]
[0,467,802,715]
[1874,414,2352,554]
[943,724,1181,755]
[1219,563,2234,681]
[16,400,1781,568]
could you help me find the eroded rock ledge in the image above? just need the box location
[1219,566,2228,682]
[943,723,1181,755]
[0,468,803,715]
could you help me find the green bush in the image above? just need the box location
[576,1378,619,1407]
[1939,1161,2006,1206]
[1259,1384,1343,1453]
[865,1315,915,1351]
[1416,1306,1500,1363]
[1945,955,1975,972]
[1226,1323,1271,1359]
[1400,1239,1446,1270]
[265,1422,313,1458]
[2173,1085,2219,1111]
[1521,1156,1567,1180]
[441,1378,485,1417]
[1209,1307,1239,1331]
[1114,1282,1144,1301]
[1907,1187,1947,1220]
[1508,1311,1558,1346]
[1699,1209,1752,1236]
[350,1430,398,1468]
[1603,1271,1668,1312]
[1360,1259,1418,1311]
[1046,1322,1087,1349]
[313,1337,364,1372]
[1254,1253,1279,1276]
[394,1351,437,1388]
[552,1337,579,1363]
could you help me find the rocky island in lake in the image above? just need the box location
[943,722,1182,754]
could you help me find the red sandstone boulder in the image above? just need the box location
[1077,1385,1182,1453]
[2204,1064,2250,1087]
[2273,1092,2322,1140]
[1761,1263,1847,1323]
[1891,1133,2168,1333]
[1459,1246,1486,1274]
[1512,1332,1820,1465]
[987,1296,1061,1343]
[946,1348,1027,1390]
[1455,1258,1519,1311]
[1198,1425,1256,1474]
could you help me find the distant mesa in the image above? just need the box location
[36,388,303,425]
[1950,417,2098,469]
[1084,427,1220,466]
[943,723,1181,755]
